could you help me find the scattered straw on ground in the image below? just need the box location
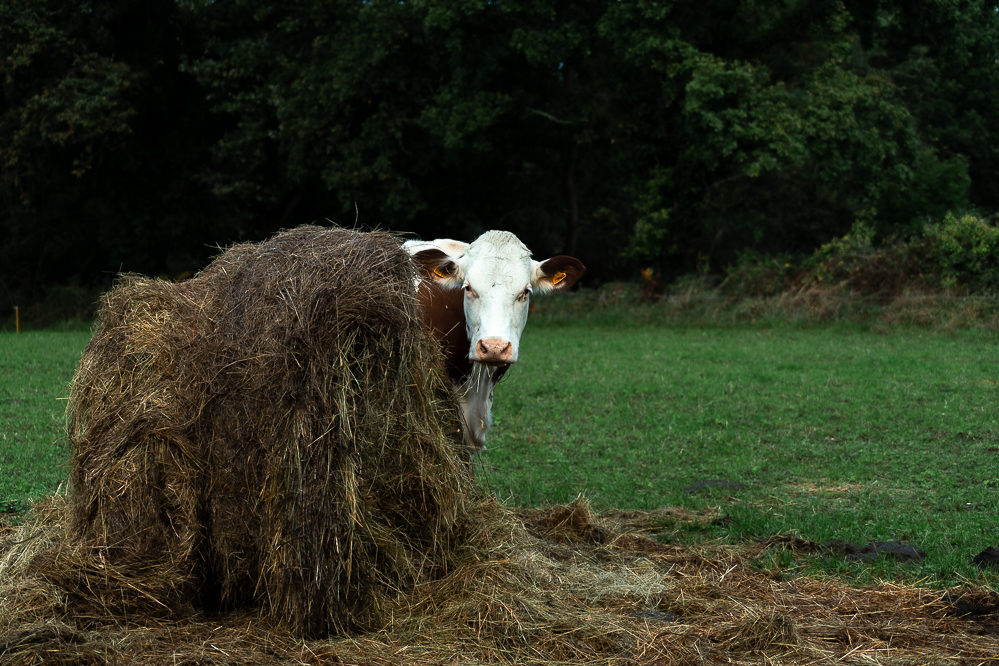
[3,495,998,664]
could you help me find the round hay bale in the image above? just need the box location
[56,226,473,637]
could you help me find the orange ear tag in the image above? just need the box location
[552,271,567,286]
[434,266,450,279]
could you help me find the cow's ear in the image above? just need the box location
[533,255,586,293]
[412,248,465,287]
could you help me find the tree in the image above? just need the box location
[845,0,995,215]
[1,0,228,312]
[600,0,968,275]
[4,0,999,315]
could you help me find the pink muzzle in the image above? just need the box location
[474,338,514,364]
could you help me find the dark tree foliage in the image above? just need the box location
[2,0,997,314]
[1,0,231,310]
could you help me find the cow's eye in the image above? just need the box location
[518,288,531,302]
[464,283,476,297]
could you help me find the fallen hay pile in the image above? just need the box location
[3,496,998,664]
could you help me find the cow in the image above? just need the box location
[404,230,585,456]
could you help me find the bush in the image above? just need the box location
[719,212,999,303]
[721,251,797,299]
[18,284,100,330]
[921,212,999,290]
[798,223,924,298]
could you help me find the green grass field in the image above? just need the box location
[478,317,999,586]
[0,330,90,509]
[2,316,997,587]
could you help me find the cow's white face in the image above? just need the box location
[406,230,584,365]
[459,231,534,364]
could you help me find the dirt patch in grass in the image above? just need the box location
[787,480,868,495]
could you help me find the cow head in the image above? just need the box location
[406,230,585,366]
[406,231,585,454]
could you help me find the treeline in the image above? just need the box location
[3,0,998,316]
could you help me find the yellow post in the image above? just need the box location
[14,306,18,333]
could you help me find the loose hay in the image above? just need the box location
[3,495,999,664]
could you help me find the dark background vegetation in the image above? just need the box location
[3,0,999,324]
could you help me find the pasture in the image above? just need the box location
[2,314,997,587]
[482,315,999,586]
[0,330,89,509]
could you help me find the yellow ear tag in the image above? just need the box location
[552,271,567,286]
[433,266,450,279]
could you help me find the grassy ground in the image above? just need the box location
[0,330,90,511]
[477,305,999,586]
[2,308,997,587]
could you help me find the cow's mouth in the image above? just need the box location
[476,359,513,367]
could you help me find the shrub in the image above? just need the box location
[921,212,999,290]
[721,250,797,299]
[719,212,999,303]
